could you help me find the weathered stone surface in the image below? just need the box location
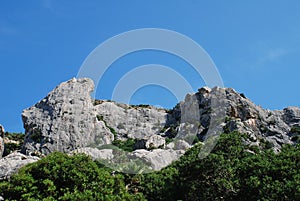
[72,147,114,160]
[0,125,4,158]
[166,140,192,150]
[220,88,295,151]
[21,78,299,171]
[0,152,40,180]
[145,134,165,149]
[95,102,167,140]
[130,149,185,170]
[22,78,114,155]
[283,106,300,126]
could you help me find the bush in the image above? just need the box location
[3,132,25,156]
[0,152,145,200]
[112,138,137,152]
[1,132,299,200]
[135,132,300,200]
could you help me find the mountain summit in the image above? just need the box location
[21,78,299,163]
[1,78,299,178]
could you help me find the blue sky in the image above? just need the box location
[1,1,300,132]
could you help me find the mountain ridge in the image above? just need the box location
[0,77,299,178]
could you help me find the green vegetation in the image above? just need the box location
[130,104,151,109]
[1,131,299,200]
[0,152,144,200]
[30,129,42,143]
[3,132,25,156]
[97,115,117,137]
[112,138,137,152]
[132,132,300,200]
[291,126,300,143]
[291,125,300,134]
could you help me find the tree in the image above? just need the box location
[0,152,145,200]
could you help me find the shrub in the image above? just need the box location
[0,152,145,200]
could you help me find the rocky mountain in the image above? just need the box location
[22,78,114,155]
[1,77,299,178]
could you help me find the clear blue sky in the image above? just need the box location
[1,1,300,132]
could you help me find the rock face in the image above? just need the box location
[22,78,171,156]
[21,77,299,172]
[95,101,167,140]
[220,88,299,151]
[0,125,4,158]
[0,152,40,180]
[22,78,114,155]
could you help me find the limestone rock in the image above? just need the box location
[21,77,299,165]
[71,147,114,160]
[22,78,114,155]
[0,152,40,180]
[145,134,165,149]
[221,88,294,150]
[166,140,192,150]
[283,106,300,126]
[95,102,167,140]
[0,125,4,158]
[130,149,185,170]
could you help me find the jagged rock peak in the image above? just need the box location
[22,78,114,155]
[22,77,299,158]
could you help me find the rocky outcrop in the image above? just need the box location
[0,152,40,180]
[94,101,167,140]
[21,77,299,172]
[22,78,114,155]
[283,107,300,126]
[220,88,297,151]
[0,125,4,158]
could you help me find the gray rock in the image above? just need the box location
[95,102,167,139]
[71,147,114,160]
[220,88,295,150]
[130,149,184,170]
[283,106,300,126]
[145,134,165,149]
[22,78,114,155]
[174,140,192,150]
[0,125,4,158]
[21,77,299,162]
[0,152,40,180]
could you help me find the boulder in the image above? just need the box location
[145,134,165,149]
[130,149,185,170]
[71,147,114,160]
[0,152,40,180]
[166,140,192,150]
